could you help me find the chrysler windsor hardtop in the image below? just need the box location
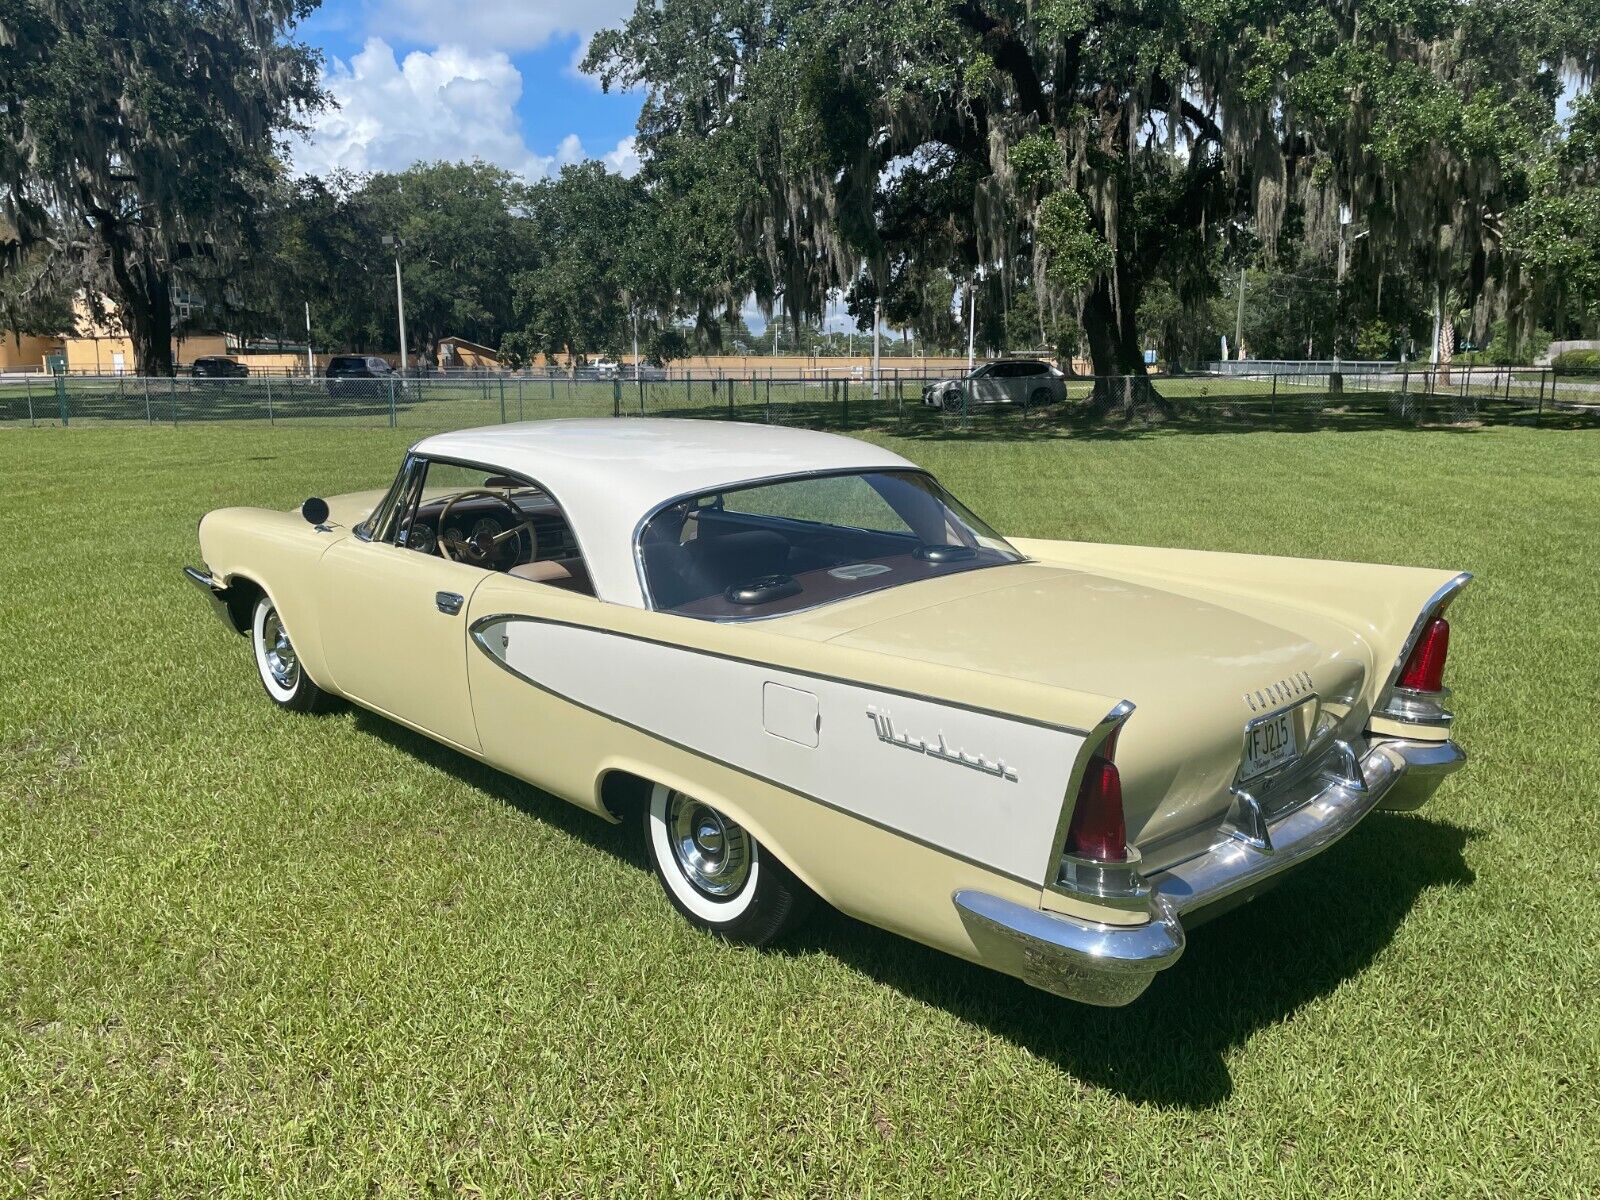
[186,419,1468,1005]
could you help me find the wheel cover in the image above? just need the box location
[261,609,300,690]
[665,791,751,897]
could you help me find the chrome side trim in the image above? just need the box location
[953,890,1184,1007]
[467,612,1092,738]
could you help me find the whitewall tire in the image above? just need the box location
[251,595,332,713]
[645,783,812,945]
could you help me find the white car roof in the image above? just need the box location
[410,418,917,606]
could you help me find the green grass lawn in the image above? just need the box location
[2,422,1597,1197]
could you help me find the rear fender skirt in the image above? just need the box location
[470,615,1088,887]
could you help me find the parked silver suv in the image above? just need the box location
[922,359,1067,411]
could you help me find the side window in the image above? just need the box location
[389,459,596,596]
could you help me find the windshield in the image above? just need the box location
[636,470,1024,619]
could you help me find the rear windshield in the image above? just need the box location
[636,470,1024,619]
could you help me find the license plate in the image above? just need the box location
[1241,708,1298,781]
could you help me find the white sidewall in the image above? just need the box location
[648,783,761,923]
[252,595,298,704]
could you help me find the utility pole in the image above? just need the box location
[1234,265,1247,360]
[304,302,314,375]
[1334,204,1350,373]
[966,279,977,370]
[631,308,640,380]
[382,235,408,375]
[872,297,882,400]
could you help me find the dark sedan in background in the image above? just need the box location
[190,356,249,379]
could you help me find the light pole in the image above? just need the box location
[1234,265,1247,361]
[871,296,882,400]
[381,235,408,376]
[966,278,977,370]
[1334,206,1368,368]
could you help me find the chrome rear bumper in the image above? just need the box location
[954,735,1465,1006]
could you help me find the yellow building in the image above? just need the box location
[437,336,501,369]
[0,332,65,372]
[56,293,238,373]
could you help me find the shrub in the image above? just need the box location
[1553,348,1600,370]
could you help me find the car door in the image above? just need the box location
[1010,362,1045,404]
[1009,362,1042,404]
[317,457,489,752]
[967,364,1002,406]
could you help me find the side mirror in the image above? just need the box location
[302,497,330,526]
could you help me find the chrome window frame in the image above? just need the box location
[355,453,425,543]
[630,466,1028,620]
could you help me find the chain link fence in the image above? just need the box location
[3,364,1596,433]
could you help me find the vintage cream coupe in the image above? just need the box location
[185,419,1468,1005]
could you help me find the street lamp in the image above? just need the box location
[966,276,978,370]
[381,235,409,376]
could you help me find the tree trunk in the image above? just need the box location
[101,221,175,375]
[1081,269,1165,414]
[126,260,175,377]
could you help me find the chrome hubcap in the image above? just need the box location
[666,792,750,897]
[262,610,299,690]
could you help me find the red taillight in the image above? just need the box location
[1065,730,1127,862]
[1398,616,1451,692]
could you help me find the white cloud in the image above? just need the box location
[602,135,641,178]
[369,0,634,53]
[292,39,641,182]
[293,39,552,177]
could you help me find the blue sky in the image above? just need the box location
[291,0,646,179]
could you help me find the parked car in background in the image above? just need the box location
[185,419,1469,1006]
[190,356,248,380]
[592,359,621,380]
[324,355,396,399]
[923,359,1066,411]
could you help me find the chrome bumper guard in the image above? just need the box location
[184,566,237,631]
[955,735,1466,1006]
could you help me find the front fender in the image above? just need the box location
[196,506,346,694]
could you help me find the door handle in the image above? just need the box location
[435,591,464,615]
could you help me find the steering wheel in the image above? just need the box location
[435,490,538,569]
